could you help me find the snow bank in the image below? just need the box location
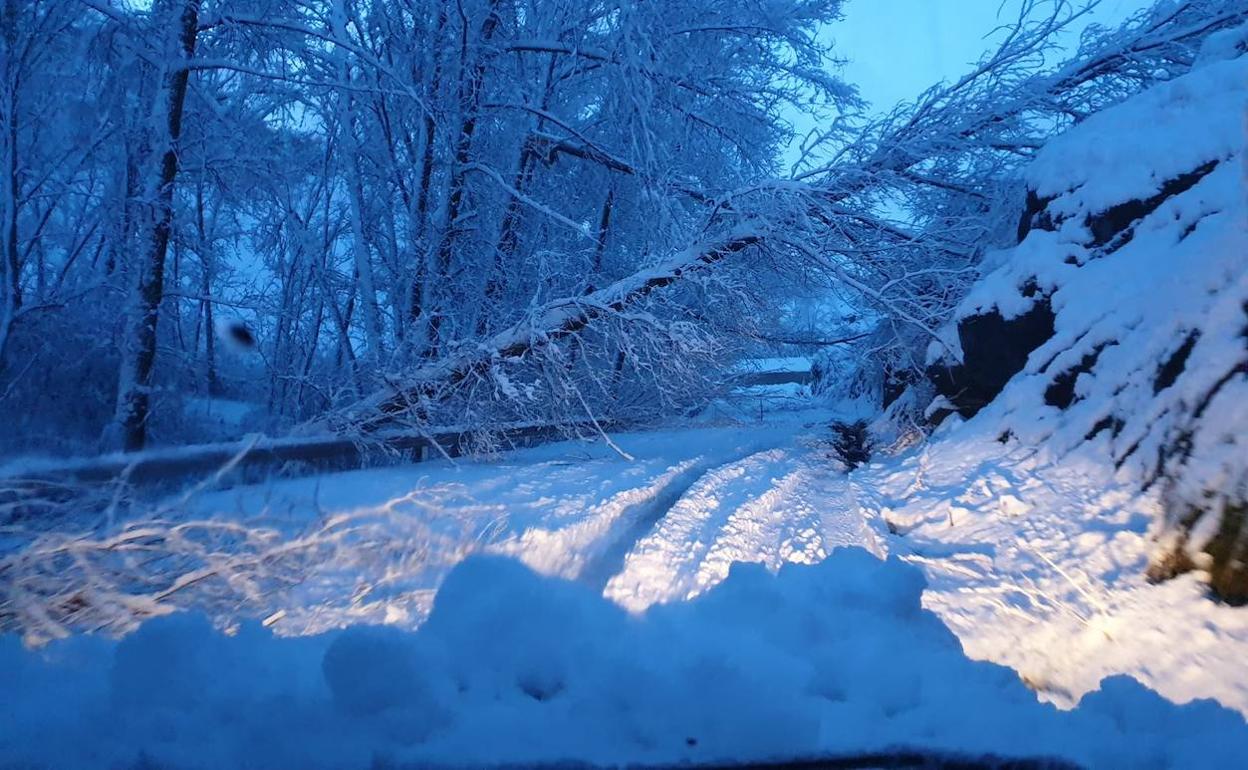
[4,550,1247,769]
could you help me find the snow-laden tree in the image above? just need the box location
[1,0,1246,458]
[0,0,855,452]
[328,0,1248,438]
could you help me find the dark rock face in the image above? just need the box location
[928,159,1219,425]
[928,299,1056,420]
[1153,314,1248,600]
[1153,332,1200,395]
[1015,160,1219,253]
[1084,414,1124,442]
[1044,344,1110,410]
[1200,498,1248,604]
[1086,160,1219,251]
[1016,189,1058,243]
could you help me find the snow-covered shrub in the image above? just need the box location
[811,338,881,408]
[923,50,1248,599]
[0,296,122,456]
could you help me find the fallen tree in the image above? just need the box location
[0,420,618,524]
[319,228,764,434]
[322,0,1248,436]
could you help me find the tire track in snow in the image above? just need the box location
[603,442,881,612]
[576,459,720,591]
[489,457,706,581]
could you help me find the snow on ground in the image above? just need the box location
[606,438,881,612]
[176,416,833,635]
[7,406,1248,767]
[590,412,1248,721]
[4,548,1247,770]
[853,417,1248,716]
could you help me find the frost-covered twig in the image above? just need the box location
[0,478,484,644]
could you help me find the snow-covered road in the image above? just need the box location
[181,413,882,633]
[605,442,882,611]
[129,410,1248,722]
[10,406,1248,730]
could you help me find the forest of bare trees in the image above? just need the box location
[0,0,1242,458]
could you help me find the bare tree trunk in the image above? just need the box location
[426,0,501,358]
[476,135,536,337]
[477,54,559,337]
[195,182,217,396]
[589,186,629,387]
[406,6,445,360]
[592,187,614,275]
[332,0,384,372]
[293,294,325,417]
[0,0,21,369]
[108,0,200,452]
[369,95,413,355]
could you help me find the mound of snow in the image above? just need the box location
[3,550,1247,769]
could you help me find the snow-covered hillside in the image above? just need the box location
[924,42,1248,600]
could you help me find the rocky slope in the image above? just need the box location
[923,36,1248,599]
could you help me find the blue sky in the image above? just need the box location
[784,0,1154,166]
[832,0,1153,110]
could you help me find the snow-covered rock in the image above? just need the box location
[925,53,1248,599]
